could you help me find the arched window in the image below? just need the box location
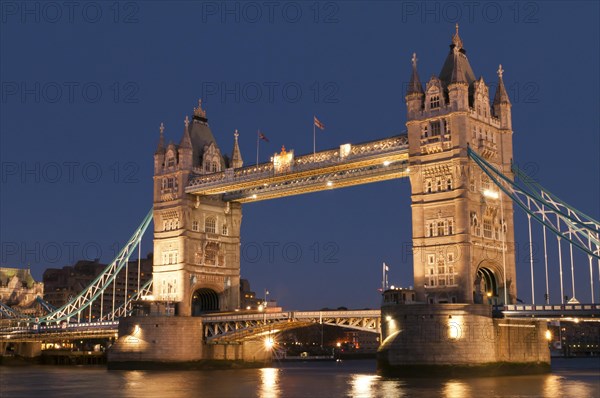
[211,162,218,173]
[426,179,433,193]
[447,178,452,190]
[222,224,228,235]
[430,95,440,109]
[167,155,175,168]
[205,217,216,234]
[429,223,434,237]
[437,221,445,237]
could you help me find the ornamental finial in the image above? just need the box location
[452,23,463,49]
[411,52,417,68]
[497,64,504,78]
[193,99,206,118]
[184,115,190,128]
[234,129,239,139]
[159,122,165,135]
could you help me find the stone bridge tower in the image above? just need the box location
[406,26,517,305]
[152,101,243,316]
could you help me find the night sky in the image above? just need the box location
[1,1,598,310]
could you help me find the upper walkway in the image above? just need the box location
[185,135,409,202]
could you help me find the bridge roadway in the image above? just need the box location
[2,305,599,343]
[185,135,409,202]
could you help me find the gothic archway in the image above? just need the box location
[191,288,219,316]
[474,267,498,304]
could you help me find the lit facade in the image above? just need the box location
[406,26,517,305]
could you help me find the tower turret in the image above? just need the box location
[231,129,243,169]
[406,53,424,119]
[493,65,512,130]
[154,123,166,173]
[178,116,193,170]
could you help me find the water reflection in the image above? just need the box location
[350,374,379,397]
[543,374,563,397]
[259,367,280,398]
[443,380,472,398]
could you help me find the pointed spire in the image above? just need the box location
[155,122,165,154]
[407,52,424,95]
[493,64,511,105]
[193,99,207,120]
[452,23,463,50]
[231,129,243,168]
[439,24,475,86]
[180,116,192,148]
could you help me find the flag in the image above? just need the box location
[258,131,269,142]
[314,115,325,130]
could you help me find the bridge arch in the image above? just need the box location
[191,288,220,316]
[474,262,500,304]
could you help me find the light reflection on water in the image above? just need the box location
[1,358,598,398]
[442,380,472,398]
[259,368,280,398]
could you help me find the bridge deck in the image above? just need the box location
[185,135,409,202]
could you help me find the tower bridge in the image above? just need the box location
[1,27,599,370]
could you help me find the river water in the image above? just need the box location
[1,358,598,397]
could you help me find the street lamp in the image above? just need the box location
[264,289,270,309]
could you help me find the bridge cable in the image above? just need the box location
[527,197,535,304]
[542,206,550,304]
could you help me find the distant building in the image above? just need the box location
[240,278,278,310]
[43,254,153,320]
[0,267,44,312]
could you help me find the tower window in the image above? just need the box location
[430,121,441,136]
[430,95,440,109]
[205,217,216,234]
[426,179,433,193]
[446,178,452,190]
[211,162,218,173]
[222,224,228,235]
[437,221,445,237]
[167,156,175,168]
[483,219,493,239]
[192,220,199,231]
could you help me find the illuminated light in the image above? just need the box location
[252,194,258,199]
[487,292,492,297]
[258,305,264,312]
[134,324,140,334]
[574,318,580,324]
[264,337,274,349]
[246,306,251,310]
[263,183,268,186]
[336,342,341,347]
[340,143,351,159]
[483,189,499,199]
[447,316,463,340]
[545,330,552,341]
[383,160,391,166]
[390,285,395,290]
[406,167,410,172]
[385,316,392,322]
[326,181,333,187]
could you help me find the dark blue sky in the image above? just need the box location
[1,1,599,309]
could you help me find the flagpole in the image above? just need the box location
[256,129,260,166]
[313,117,316,161]
[382,263,385,292]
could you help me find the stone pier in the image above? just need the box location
[107,315,271,369]
[377,304,550,376]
